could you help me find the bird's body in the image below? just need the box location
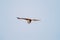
[17,17,40,24]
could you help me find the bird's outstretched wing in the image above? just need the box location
[17,17,28,20]
[17,17,40,24]
[31,19,40,21]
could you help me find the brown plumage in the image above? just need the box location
[17,17,40,24]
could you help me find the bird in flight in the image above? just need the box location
[17,17,40,24]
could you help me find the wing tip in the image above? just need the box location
[16,17,20,19]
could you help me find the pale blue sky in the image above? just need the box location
[0,0,60,40]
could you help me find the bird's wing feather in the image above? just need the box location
[17,17,28,20]
[32,19,40,21]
